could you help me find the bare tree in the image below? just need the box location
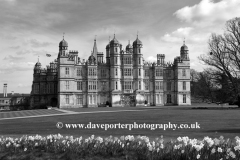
[199,18,240,102]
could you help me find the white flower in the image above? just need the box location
[122,144,124,148]
[120,136,124,141]
[217,147,223,153]
[181,150,184,154]
[174,145,178,150]
[214,138,220,146]
[177,137,182,142]
[148,145,153,151]
[196,154,200,159]
[152,141,155,148]
[229,151,236,158]
[6,142,11,148]
[204,137,214,147]
[35,143,38,146]
[211,148,216,154]
[160,143,164,149]
[96,137,103,143]
[193,143,204,152]
[234,145,240,151]
[24,148,27,151]
[157,148,160,152]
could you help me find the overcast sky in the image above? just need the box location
[1,0,240,93]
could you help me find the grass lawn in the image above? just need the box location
[0,105,239,140]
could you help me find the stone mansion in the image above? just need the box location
[30,35,191,108]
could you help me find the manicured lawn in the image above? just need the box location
[0,106,239,140]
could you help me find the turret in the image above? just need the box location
[106,43,110,64]
[34,61,41,73]
[133,35,142,55]
[157,54,165,65]
[180,41,189,60]
[125,40,133,53]
[109,34,121,91]
[109,34,120,55]
[59,36,68,57]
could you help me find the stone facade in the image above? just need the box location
[30,35,191,108]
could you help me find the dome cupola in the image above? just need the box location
[133,34,143,48]
[180,44,188,51]
[110,34,119,46]
[59,39,68,47]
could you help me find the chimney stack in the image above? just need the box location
[3,83,7,97]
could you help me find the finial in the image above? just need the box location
[183,37,185,45]
[109,36,111,42]
[38,55,39,62]
[128,40,130,44]
[94,35,97,41]
[137,31,139,39]
[63,32,65,40]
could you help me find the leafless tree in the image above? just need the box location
[199,17,240,101]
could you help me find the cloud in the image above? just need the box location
[161,27,193,43]
[3,55,24,61]
[174,0,240,28]
[145,56,157,62]
[15,49,57,56]
[29,39,51,48]
[16,49,32,55]
[0,61,35,74]
[17,83,30,88]
[9,46,20,49]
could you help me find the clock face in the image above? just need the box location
[129,49,133,53]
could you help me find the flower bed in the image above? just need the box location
[0,134,239,160]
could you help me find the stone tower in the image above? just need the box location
[133,35,144,106]
[174,41,191,105]
[109,34,122,106]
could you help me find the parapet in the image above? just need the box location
[69,50,78,54]
[157,54,165,58]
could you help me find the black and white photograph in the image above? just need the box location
[0,0,240,159]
